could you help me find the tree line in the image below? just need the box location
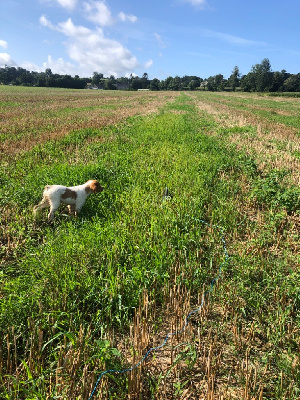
[1,59,299,92]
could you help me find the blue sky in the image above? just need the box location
[1,0,300,79]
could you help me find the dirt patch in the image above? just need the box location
[0,90,179,156]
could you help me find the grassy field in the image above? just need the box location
[0,87,299,399]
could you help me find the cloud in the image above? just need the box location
[83,1,113,26]
[0,40,8,49]
[47,0,77,10]
[203,29,267,46]
[40,16,140,76]
[144,59,153,68]
[20,61,44,72]
[185,50,211,58]
[0,53,17,67]
[181,0,206,8]
[154,33,167,48]
[40,15,55,29]
[43,55,78,75]
[118,12,137,23]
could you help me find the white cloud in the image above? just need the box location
[50,0,77,10]
[39,15,55,29]
[118,12,137,23]
[0,40,8,49]
[58,0,77,9]
[0,53,17,67]
[154,33,167,48]
[40,16,140,76]
[58,18,91,36]
[83,1,113,26]
[182,0,206,7]
[21,61,43,72]
[43,55,78,75]
[144,59,153,68]
[203,29,267,46]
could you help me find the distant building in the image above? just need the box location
[85,83,99,89]
[199,81,208,90]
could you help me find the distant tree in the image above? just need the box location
[251,58,273,92]
[141,72,149,89]
[170,76,181,90]
[37,72,46,87]
[105,78,116,90]
[45,68,52,77]
[0,61,299,92]
[44,68,55,87]
[92,72,104,85]
[116,76,130,90]
[240,72,256,92]
[283,74,300,92]
[228,66,240,91]
[159,79,167,90]
[150,78,160,91]
[206,74,226,91]
[216,74,226,90]
[270,70,289,92]
[0,65,18,84]
[206,76,215,91]
[188,79,198,90]
[163,76,173,90]
[130,75,142,90]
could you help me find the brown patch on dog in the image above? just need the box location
[85,180,103,194]
[61,188,77,200]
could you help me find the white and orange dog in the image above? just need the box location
[33,180,103,221]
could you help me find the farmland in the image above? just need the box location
[0,87,299,399]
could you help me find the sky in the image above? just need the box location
[1,0,300,80]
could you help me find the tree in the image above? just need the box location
[45,68,52,78]
[171,76,181,90]
[251,58,273,92]
[240,72,256,92]
[283,74,300,92]
[206,74,226,91]
[270,70,288,92]
[130,75,142,90]
[150,78,160,91]
[105,79,116,90]
[141,72,149,89]
[215,74,226,90]
[44,68,54,87]
[0,61,298,92]
[228,66,240,91]
[92,72,104,85]
[188,79,198,90]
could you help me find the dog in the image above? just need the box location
[33,180,103,221]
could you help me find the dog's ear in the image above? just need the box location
[90,180,103,193]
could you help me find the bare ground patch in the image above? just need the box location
[0,90,179,156]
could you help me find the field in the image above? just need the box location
[0,86,299,399]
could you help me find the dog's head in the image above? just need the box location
[86,180,104,194]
